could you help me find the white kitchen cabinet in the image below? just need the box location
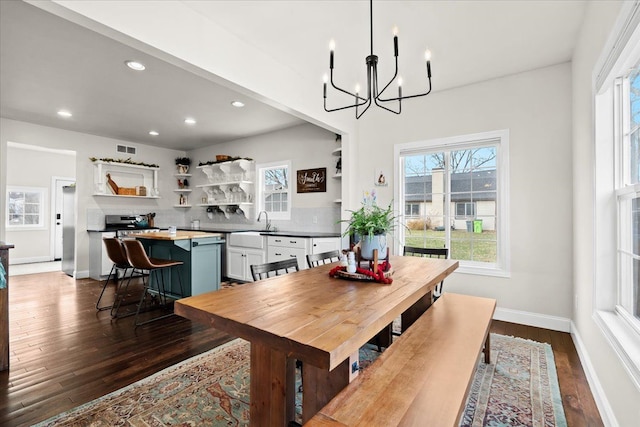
[89,231,116,280]
[227,247,265,282]
[267,236,340,269]
[311,237,341,255]
[226,231,266,282]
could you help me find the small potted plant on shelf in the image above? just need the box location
[341,190,398,260]
[175,157,191,174]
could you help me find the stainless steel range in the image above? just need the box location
[104,214,161,237]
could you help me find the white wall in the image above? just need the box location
[0,118,185,277]
[356,63,574,324]
[5,144,75,262]
[571,1,640,426]
[187,123,341,232]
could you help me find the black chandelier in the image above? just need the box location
[323,0,433,119]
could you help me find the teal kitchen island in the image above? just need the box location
[131,230,225,297]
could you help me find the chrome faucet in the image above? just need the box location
[257,210,271,231]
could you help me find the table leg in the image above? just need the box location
[401,290,432,332]
[484,330,491,364]
[250,342,295,426]
[302,357,350,424]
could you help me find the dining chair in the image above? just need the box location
[121,239,185,327]
[403,246,449,300]
[96,238,132,312]
[306,250,341,268]
[250,258,299,281]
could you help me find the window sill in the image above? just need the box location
[594,310,640,391]
[455,264,511,278]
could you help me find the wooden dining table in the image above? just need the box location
[175,254,458,426]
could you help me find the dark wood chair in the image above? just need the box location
[403,246,449,300]
[306,250,341,268]
[122,239,185,327]
[250,258,299,281]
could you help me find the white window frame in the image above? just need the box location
[6,186,46,229]
[256,160,291,221]
[394,129,510,277]
[592,2,640,391]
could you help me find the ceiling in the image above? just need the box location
[0,0,587,151]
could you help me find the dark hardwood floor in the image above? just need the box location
[0,272,602,426]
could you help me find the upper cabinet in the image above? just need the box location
[92,160,159,198]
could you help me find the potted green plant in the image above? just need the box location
[175,157,191,174]
[342,199,397,260]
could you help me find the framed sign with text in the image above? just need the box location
[296,167,326,193]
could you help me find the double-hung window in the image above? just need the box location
[6,187,46,229]
[616,65,640,327]
[593,5,640,387]
[257,161,291,220]
[395,129,509,276]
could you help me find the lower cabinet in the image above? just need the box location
[227,247,265,282]
[267,236,340,269]
[89,231,116,280]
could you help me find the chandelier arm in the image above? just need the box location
[375,56,400,101]
[330,71,367,102]
[324,99,370,113]
[371,61,400,114]
[355,97,372,119]
[378,79,432,102]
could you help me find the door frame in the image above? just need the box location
[50,176,75,261]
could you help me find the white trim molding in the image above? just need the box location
[493,306,571,333]
[571,321,619,427]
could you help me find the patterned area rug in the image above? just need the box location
[35,334,566,427]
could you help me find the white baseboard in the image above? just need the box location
[570,321,618,427]
[75,270,89,279]
[10,256,51,265]
[493,307,572,332]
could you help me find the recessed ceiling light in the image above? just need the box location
[149,130,159,136]
[57,110,72,118]
[231,101,245,108]
[184,118,196,125]
[125,60,146,71]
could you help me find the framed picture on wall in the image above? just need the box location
[374,169,388,186]
[297,168,326,193]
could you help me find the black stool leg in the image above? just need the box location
[96,264,117,311]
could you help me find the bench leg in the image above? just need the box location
[484,332,491,364]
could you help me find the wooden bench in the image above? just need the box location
[304,293,496,427]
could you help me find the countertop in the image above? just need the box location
[129,231,224,241]
[178,227,341,239]
[87,227,341,239]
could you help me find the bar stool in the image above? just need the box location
[96,238,131,312]
[121,239,185,327]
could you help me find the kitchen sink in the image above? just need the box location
[229,231,265,249]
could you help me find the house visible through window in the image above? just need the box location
[396,129,509,276]
[455,202,476,219]
[257,161,291,220]
[6,187,45,228]
[405,203,420,217]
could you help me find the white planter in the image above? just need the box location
[360,234,387,260]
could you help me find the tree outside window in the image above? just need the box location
[258,162,291,220]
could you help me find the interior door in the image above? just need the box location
[53,178,75,260]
